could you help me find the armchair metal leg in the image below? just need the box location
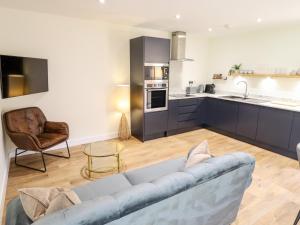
[15,148,47,173]
[43,141,71,159]
[14,141,70,173]
[293,210,300,225]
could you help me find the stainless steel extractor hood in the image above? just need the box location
[171,31,194,62]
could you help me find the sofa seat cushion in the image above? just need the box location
[124,157,186,185]
[36,133,68,149]
[73,174,132,201]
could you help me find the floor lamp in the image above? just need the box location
[116,84,131,140]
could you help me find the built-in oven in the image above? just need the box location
[144,80,168,113]
[144,63,169,80]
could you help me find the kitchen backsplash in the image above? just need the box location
[213,75,300,100]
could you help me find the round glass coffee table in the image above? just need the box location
[82,141,125,179]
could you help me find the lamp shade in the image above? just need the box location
[115,84,130,113]
[117,99,129,113]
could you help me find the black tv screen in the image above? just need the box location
[0,55,48,98]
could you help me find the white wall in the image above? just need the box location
[207,24,300,99]
[0,7,206,219]
[0,7,170,220]
[169,36,209,93]
[0,121,8,221]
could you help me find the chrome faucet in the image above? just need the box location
[237,81,248,99]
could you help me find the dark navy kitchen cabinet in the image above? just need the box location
[177,98,200,129]
[161,96,299,159]
[144,37,170,63]
[144,111,168,136]
[289,112,300,153]
[174,97,238,132]
[167,100,178,131]
[213,99,239,133]
[197,98,206,125]
[167,98,205,133]
[256,107,293,149]
[205,98,218,126]
[236,103,259,139]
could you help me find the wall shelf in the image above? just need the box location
[230,73,300,79]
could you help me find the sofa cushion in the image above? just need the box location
[187,140,211,159]
[113,183,162,216]
[113,172,196,217]
[124,157,186,185]
[36,133,68,149]
[19,187,81,221]
[32,196,120,225]
[185,140,212,168]
[184,152,255,184]
[152,172,196,197]
[74,174,132,201]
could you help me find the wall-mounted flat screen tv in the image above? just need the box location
[0,55,48,99]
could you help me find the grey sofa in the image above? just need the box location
[6,152,255,225]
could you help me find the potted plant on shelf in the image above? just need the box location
[229,64,242,75]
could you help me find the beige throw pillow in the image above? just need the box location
[19,187,81,221]
[185,140,212,168]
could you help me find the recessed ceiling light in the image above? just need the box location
[208,28,213,32]
[99,0,105,4]
[176,14,181,20]
[257,18,262,23]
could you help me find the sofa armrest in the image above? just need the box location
[5,198,32,225]
[44,121,69,136]
[8,132,41,151]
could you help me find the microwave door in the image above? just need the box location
[144,66,155,80]
[154,67,163,80]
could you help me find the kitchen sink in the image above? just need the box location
[221,95,270,104]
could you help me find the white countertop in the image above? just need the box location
[169,93,300,113]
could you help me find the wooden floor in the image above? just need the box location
[3,129,300,225]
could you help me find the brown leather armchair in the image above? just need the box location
[4,107,70,172]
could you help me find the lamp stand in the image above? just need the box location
[118,113,131,140]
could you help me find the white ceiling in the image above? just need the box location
[0,0,300,35]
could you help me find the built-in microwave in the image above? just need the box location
[144,63,169,80]
[144,80,168,113]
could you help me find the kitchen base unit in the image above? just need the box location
[166,97,299,160]
[167,98,205,136]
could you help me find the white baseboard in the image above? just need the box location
[0,164,9,223]
[9,132,118,158]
